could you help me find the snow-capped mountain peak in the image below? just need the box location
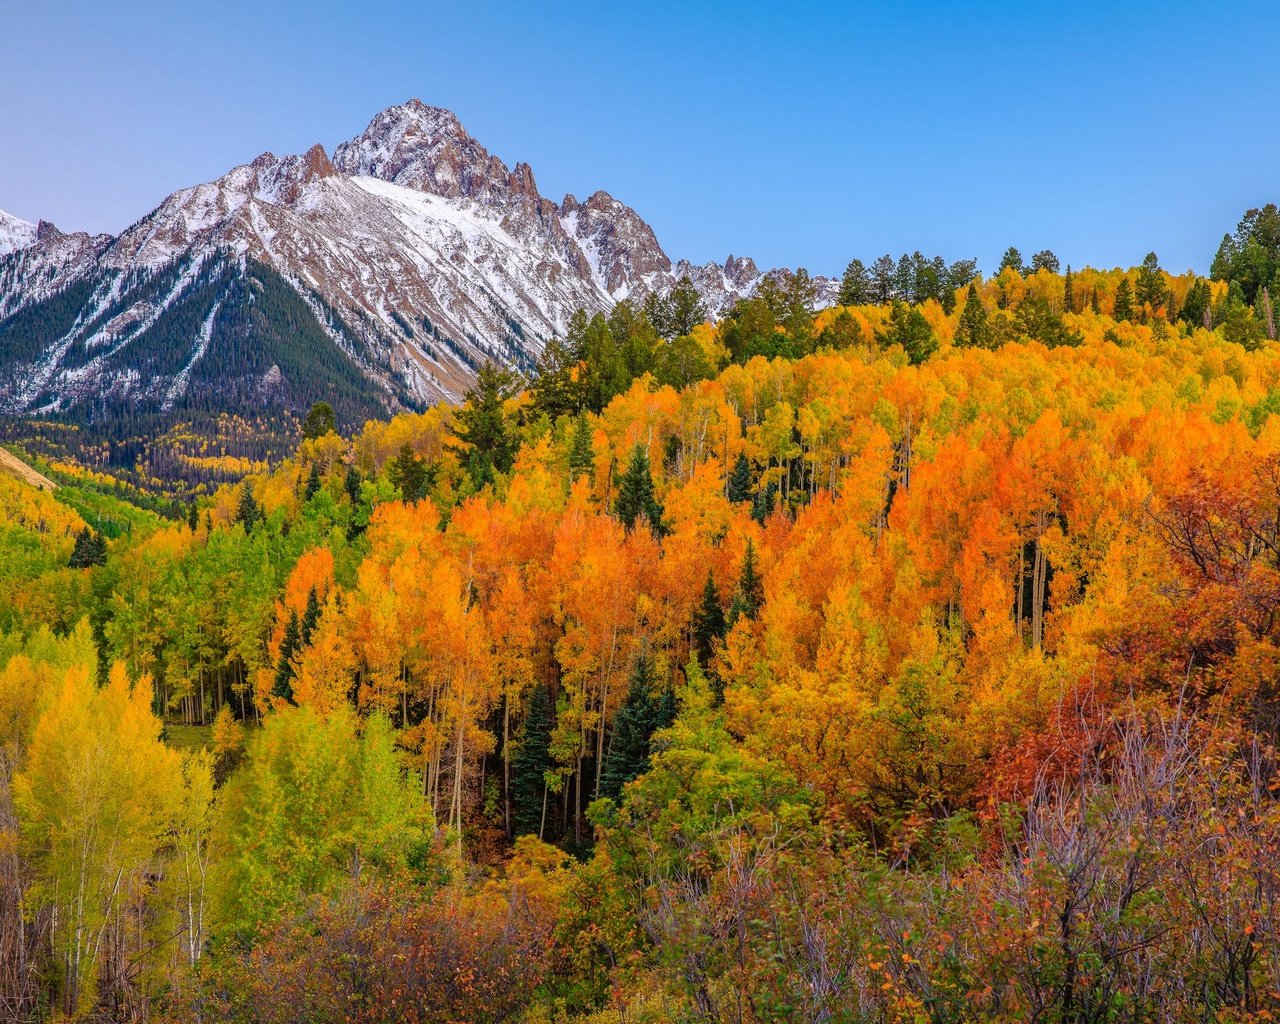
[0,100,834,421]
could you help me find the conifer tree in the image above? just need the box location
[568,413,595,483]
[1113,277,1135,321]
[304,462,322,501]
[751,480,778,524]
[1063,266,1076,313]
[300,587,321,645]
[998,247,1025,275]
[452,361,519,487]
[273,610,300,704]
[344,464,363,505]
[389,444,427,502]
[838,258,872,306]
[693,571,727,669]
[727,453,752,504]
[954,284,990,349]
[187,500,198,532]
[1091,287,1102,314]
[511,685,553,837]
[235,484,261,530]
[599,647,660,801]
[1030,250,1060,274]
[301,401,336,440]
[615,444,664,535]
[728,540,765,624]
[1134,252,1165,311]
[68,527,106,569]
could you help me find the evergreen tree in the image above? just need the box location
[186,500,198,532]
[1030,250,1060,274]
[870,255,897,302]
[1136,252,1165,310]
[1090,288,1102,314]
[838,258,872,306]
[344,464,363,505]
[235,484,261,530]
[568,413,595,483]
[529,337,583,420]
[876,300,938,365]
[817,309,864,350]
[301,400,336,440]
[998,247,1026,275]
[273,610,300,704]
[692,571,727,670]
[511,686,553,837]
[1210,203,1280,304]
[1063,266,1076,313]
[666,276,708,338]
[300,587,321,645]
[304,462,322,501]
[1113,278,1134,322]
[452,361,519,487]
[615,444,664,535]
[68,527,106,569]
[727,453,752,504]
[751,480,778,525]
[728,539,765,624]
[954,284,991,349]
[389,444,427,502]
[598,647,660,801]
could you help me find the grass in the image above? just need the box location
[163,723,213,752]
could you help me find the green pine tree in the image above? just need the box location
[1113,277,1134,322]
[68,527,107,569]
[301,400,336,440]
[389,444,427,502]
[615,444,664,535]
[692,571,726,670]
[273,610,301,704]
[186,500,198,532]
[304,462,322,501]
[751,480,778,525]
[235,484,261,530]
[1063,266,1076,313]
[452,361,519,487]
[728,539,765,624]
[300,587,321,645]
[511,686,553,837]
[838,258,872,306]
[598,647,660,801]
[568,413,595,483]
[1136,252,1165,310]
[344,464,363,505]
[954,284,990,349]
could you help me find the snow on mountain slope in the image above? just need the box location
[0,100,835,421]
[0,210,38,257]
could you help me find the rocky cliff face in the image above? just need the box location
[0,100,834,421]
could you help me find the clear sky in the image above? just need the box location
[2,1,1277,276]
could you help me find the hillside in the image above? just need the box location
[4,242,1280,1019]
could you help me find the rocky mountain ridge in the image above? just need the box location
[0,100,834,422]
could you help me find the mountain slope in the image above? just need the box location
[0,101,834,424]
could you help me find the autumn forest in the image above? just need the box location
[4,205,1280,1023]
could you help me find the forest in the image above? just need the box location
[2,204,1280,1022]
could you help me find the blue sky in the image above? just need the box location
[2,1,1276,276]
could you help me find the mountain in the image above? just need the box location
[0,101,834,425]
